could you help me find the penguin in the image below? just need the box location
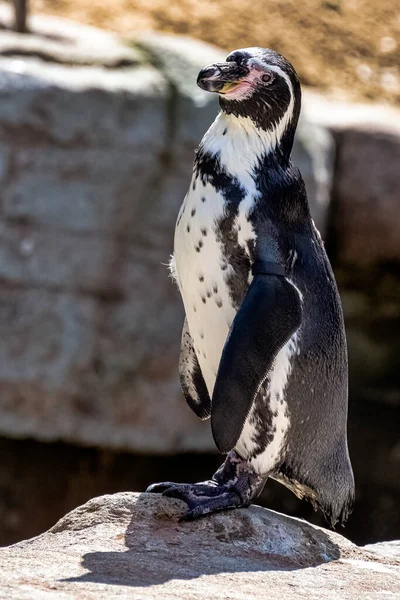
[147,47,355,527]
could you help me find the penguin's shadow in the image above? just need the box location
[62,493,341,588]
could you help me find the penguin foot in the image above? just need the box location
[146,451,266,520]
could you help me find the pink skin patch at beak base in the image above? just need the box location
[219,68,263,100]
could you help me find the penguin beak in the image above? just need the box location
[197,62,249,94]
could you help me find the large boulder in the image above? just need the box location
[0,492,399,599]
[0,9,218,453]
[303,90,400,265]
[334,128,400,265]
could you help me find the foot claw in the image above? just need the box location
[146,482,176,494]
[162,483,221,502]
[145,451,266,520]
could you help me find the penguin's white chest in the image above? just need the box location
[173,177,255,397]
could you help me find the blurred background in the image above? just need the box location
[0,0,399,547]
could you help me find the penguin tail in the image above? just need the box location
[316,444,355,529]
[275,442,355,529]
[318,474,355,529]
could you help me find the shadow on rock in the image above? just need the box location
[63,492,341,588]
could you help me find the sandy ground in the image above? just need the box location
[30,0,400,105]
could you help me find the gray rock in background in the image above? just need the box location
[0,4,142,67]
[334,129,400,265]
[292,117,335,236]
[0,11,216,453]
[303,90,400,264]
[0,492,399,600]
[136,32,225,148]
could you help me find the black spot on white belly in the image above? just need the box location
[193,149,252,308]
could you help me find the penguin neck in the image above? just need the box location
[199,111,296,186]
[197,110,309,226]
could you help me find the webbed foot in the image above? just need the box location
[146,451,266,520]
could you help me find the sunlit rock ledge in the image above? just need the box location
[0,492,399,599]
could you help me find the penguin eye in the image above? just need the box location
[261,72,273,83]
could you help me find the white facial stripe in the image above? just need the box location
[259,64,295,152]
[217,62,295,155]
[267,65,295,114]
[247,56,268,71]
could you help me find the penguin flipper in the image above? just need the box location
[179,318,211,420]
[211,274,302,453]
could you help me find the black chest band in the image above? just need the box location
[251,261,287,277]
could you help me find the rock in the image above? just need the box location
[303,90,400,264]
[0,13,215,453]
[0,493,398,600]
[292,116,335,236]
[302,90,400,137]
[0,4,142,67]
[364,540,400,560]
[136,32,225,148]
[334,129,400,264]
[0,62,168,235]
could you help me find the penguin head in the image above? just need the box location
[197,48,301,156]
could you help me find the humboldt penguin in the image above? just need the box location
[147,47,355,526]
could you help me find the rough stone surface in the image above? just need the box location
[364,541,400,560]
[292,115,335,236]
[0,14,218,452]
[0,4,142,67]
[303,90,400,265]
[334,129,400,264]
[136,32,225,148]
[0,492,398,600]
